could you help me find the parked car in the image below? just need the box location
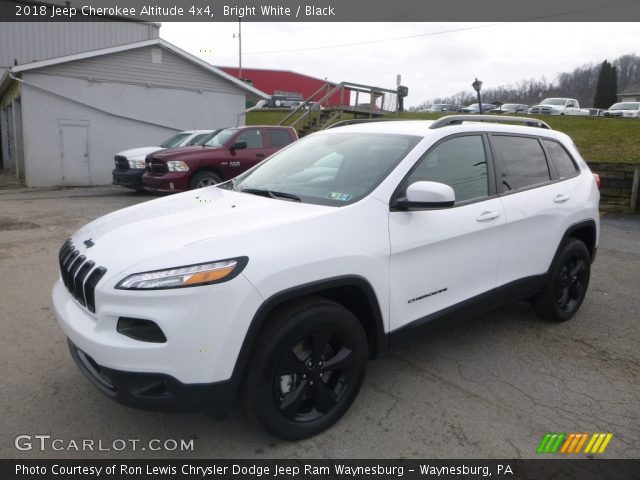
[54,115,599,439]
[528,98,590,116]
[112,130,214,191]
[425,103,460,113]
[495,103,529,114]
[461,103,497,113]
[142,126,298,193]
[602,102,640,118]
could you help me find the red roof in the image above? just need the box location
[218,67,347,106]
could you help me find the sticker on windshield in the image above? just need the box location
[327,192,352,201]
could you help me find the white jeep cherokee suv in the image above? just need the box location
[53,116,600,439]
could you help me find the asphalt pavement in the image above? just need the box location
[1,184,638,459]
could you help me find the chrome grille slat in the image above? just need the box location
[58,241,107,314]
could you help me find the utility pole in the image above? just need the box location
[238,18,242,80]
[233,18,242,80]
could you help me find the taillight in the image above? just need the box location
[593,173,601,188]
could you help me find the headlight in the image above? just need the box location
[128,159,146,169]
[167,160,190,172]
[116,257,248,290]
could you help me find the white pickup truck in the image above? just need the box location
[528,98,591,116]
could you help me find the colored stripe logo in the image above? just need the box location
[537,433,613,454]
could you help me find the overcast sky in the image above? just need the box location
[160,22,640,107]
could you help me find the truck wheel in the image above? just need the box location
[244,298,368,439]
[535,238,591,322]
[189,171,221,189]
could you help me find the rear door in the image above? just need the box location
[388,134,505,334]
[490,134,577,287]
[265,128,295,157]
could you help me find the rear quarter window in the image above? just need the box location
[541,139,579,179]
[268,129,295,148]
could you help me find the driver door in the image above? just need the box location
[388,134,505,336]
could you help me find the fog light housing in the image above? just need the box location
[117,317,167,343]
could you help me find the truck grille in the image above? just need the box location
[114,155,129,172]
[58,240,107,313]
[146,157,168,174]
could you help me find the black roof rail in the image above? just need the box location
[429,115,552,130]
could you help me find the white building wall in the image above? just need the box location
[20,73,246,187]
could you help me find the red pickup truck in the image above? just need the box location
[142,126,298,193]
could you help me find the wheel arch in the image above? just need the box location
[228,276,387,396]
[549,219,597,272]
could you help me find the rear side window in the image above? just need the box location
[268,129,293,147]
[236,129,263,148]
[542,139,578,179]
[491,136,550,192]
[406,135,489,203]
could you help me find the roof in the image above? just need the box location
[619,81,640,95]
[316,118,569,143]
[218,66,338,86]
[9,38,268,100]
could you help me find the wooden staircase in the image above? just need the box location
[278,82,398,136]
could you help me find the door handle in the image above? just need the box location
[553,194,570,203]
[476,211,501,222]
[256,153,267,158]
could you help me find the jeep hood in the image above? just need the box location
[69,187,331,276]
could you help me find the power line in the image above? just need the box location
[240,23,505,56]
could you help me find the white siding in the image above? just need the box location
[0,21,159,79]
[20,73,245,187]
[34,46,244,95]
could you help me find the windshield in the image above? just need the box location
[231,132,421,206]
[610,102,640,110]
[540,98,566,106]
[160,133,191,148]
[203,128,237,147]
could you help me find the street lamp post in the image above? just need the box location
[472,78,483,114]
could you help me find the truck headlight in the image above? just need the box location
[128,159,146,169]
[167,161,190,172]
[116,257,248,290]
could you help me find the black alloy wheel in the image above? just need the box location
[535,238,591,322]
[244,298,368,439]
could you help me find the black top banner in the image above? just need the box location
[2,0,640,21]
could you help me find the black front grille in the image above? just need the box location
[58,240,107,313]
[146,157,168,174]
[114,155,129,172]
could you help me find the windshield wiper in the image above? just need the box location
[240,188,301,202]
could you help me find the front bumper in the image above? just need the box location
[112,169,145,189]
[67,340,235,415]
[142,172,191,193]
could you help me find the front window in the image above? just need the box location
[540,98,566,106]
[202,129,238,147]
[160,133,191,148]
[403,135,489,204]
[232,133,421,206]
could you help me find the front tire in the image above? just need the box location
[244,298,368,439]
[535,238,591,322]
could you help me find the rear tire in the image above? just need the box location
[189,171,222,190]
[244,298,368,439]
[535,238,591,322]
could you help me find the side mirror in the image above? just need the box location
[230,141,247,153]
[395,181,455,209]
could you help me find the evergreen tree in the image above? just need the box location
[594,61,618,109]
